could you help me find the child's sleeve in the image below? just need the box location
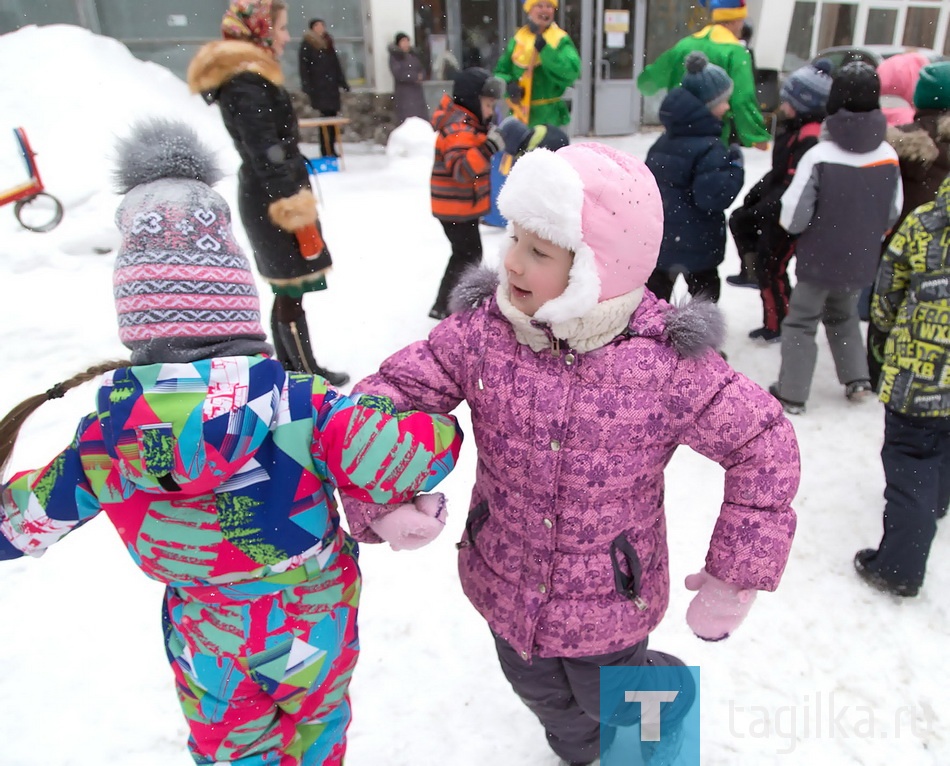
[441,127,494,183]
[674,362,800,592]
[779,145,820,234]
[311,383,462,506]
[0,415,103,560]
[337,315,473,541]
[692,142,744,213]
[871,214,917,333]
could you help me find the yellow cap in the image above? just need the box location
[523,0,558,13]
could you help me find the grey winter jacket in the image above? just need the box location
[780,109,903,290]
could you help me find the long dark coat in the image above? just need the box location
[388,44,429,124]
[188,40,332,288]
[298,31,348,114]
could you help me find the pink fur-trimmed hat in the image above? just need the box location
[496,142,664,323]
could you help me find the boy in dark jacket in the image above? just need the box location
[428,67,504,319]
[771,62,903,414]
[855,175,950,598]
[727,59,833,343]
[645,52,745,303]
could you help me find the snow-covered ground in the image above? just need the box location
[0,24,946,766]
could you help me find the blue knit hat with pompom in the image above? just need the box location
[680,52,734,108]
[780,58,833,116]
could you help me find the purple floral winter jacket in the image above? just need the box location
[348,288,799,659]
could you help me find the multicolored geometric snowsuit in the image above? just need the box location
[0,356,462,765]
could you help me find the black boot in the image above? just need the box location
[272,316,350,387]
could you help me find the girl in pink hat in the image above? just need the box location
[343,142,800,765]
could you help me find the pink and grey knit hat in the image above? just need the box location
[112,119,271,365]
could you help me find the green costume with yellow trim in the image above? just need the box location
[638,24,770,147]
[494,23,580,128]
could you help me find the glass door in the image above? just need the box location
[594,0,644,135]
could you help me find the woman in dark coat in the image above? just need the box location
[188,0,348,385]
[389,32,429,124]
[298,18,350,158]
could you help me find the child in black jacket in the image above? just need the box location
[727,59,833,342]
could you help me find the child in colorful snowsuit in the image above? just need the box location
[727,59,833,342]
[854,174,950,598]
[0,120,463,766]
[428,67,505,320]
[645,52,745,303]
[342,143,800,766]
[772,62,903,414]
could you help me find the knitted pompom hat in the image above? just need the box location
[112,118,272,365]
[497,142,664,324]
[780,58,833,116]
[681,51,734,109]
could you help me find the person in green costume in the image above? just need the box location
[638,0,770,150]
[494,0,580,128]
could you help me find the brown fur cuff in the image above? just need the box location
[268,188,318,232]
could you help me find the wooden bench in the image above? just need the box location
[298,116,352,170]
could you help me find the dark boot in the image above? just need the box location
[272,316,350,387]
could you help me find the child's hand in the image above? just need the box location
[369,493,448,551]
[684,569,757,641]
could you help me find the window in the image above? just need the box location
[903,5,940,49]
[816,3,857,50]
[865,8,898,45]
[0,0,80,33]
[784,2,817,72]
[304,1,367,86]
[644,0,709,73]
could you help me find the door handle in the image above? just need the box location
[600,58,611,79]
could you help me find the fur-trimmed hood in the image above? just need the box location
[886,112,950,164]
[187,39,284,96]
[302,30,333,51]
[449,266,725,357]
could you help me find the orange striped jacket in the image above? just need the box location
[430,93,494,221]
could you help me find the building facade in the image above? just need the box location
[3,0,950,135]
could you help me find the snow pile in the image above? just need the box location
[0,24,234,209]
[385,115,436,159]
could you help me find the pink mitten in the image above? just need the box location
[369,493,448,551]
[684,569,757,642]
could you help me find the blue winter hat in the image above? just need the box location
[498,116,532,154]
[780,58,833,116]
[680,51,733,109]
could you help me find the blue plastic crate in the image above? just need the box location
[306,156,339,174]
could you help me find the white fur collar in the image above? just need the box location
[495,284,644,353]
